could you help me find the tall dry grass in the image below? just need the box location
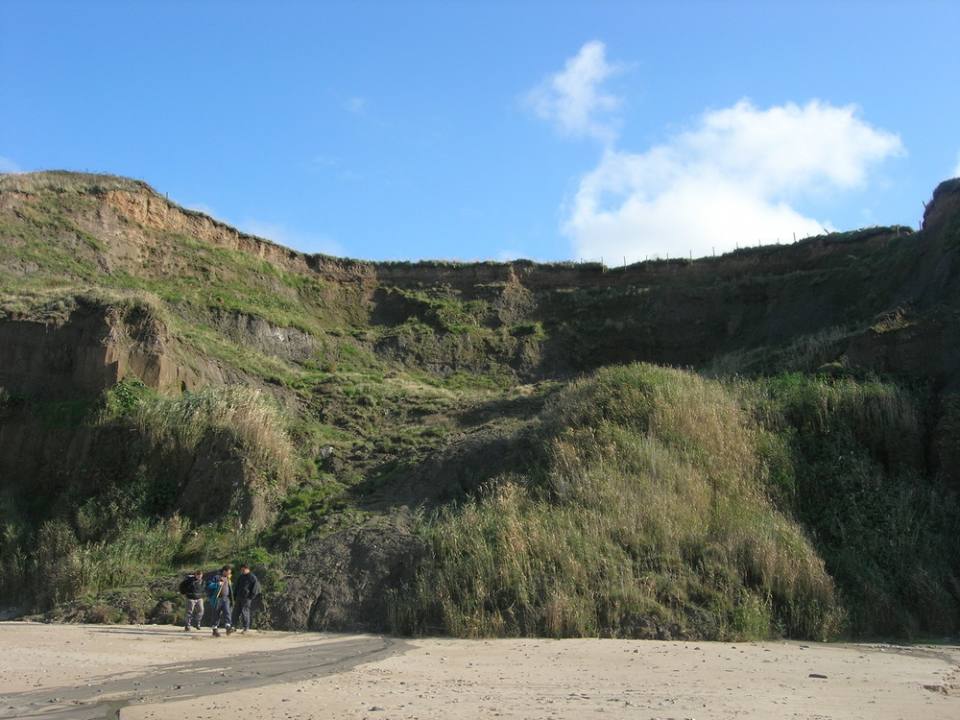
[392,364,842,640]
[117,384,296,488]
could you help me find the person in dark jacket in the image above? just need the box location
[233,563,261,633]
[207,565,234,637]
[179,570,205,631]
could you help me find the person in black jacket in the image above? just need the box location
[233,564,261,633]
[178,570,205,631]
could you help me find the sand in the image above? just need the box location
[0,623,957,719]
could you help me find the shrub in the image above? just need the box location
[76,516,188,596]
[32,520,84,609]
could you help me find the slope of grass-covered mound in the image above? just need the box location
[391,364,842,640]
[391,364,960,640]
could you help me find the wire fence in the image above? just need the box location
[571,224,914,269]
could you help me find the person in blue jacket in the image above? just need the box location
[207,565,235,637]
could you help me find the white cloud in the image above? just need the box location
[953,151,960,178]
[565,100,903,262]
[239,219,345,257]
[0,156,22,174]
[526,40,622,143]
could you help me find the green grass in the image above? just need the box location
[20,512,278,615]
[0,183,373,384]
[109,232,334,335]
[744,374,960,636]
[389,365,960,640]
[391,364,843,641]
[0,380,302,610]
[27,514,188,608]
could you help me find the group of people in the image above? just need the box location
[178,563,261,637]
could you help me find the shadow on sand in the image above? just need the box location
[0,628,407,720]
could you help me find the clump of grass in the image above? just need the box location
[870,308,914,334]
[745,373,922,471]
[393,364,842,641]
[387,287,489,335]
[704,325,856,377]
[0,170,151,195]
[109,385,296,487]
[29,515,185,608]
[23,511,271,611]
[74,515,188,597]
[510,321,546,340]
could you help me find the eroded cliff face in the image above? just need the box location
[2,171,960,633]
[100,189,362,280]
[0,299,178,398]
[0,294,303,531]
[3,171,960,394]
[2,171,959,431]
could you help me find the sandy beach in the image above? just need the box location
[0,622,957,720]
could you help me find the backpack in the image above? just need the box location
[206,576,225,606]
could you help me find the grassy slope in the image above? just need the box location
[0,177,525,619]
[392,365,959,640]
[1,173,958,639]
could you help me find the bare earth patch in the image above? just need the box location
[0,623,957,719]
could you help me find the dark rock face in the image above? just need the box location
[210,309,318,363]
[0,301,165,399]
[274,521,426,632]
[847,310,960,391]
[923,178,960,233]
[3,173,958,391]
[148,600,176,625]
[0,299,230,399]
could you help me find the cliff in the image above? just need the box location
[1,171,958,639]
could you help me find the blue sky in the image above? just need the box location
[2,2,958,262]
